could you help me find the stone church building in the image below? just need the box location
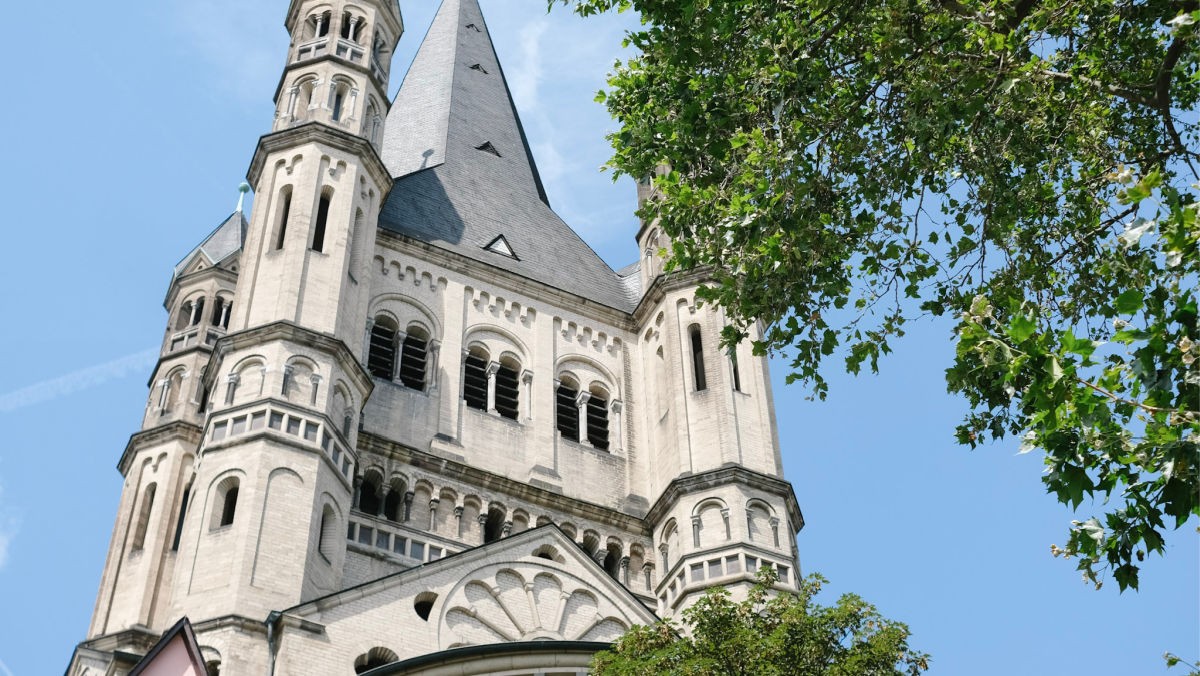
[67,0,803,673]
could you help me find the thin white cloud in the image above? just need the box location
[509,19,549,112]
[0,481,16,573]
[171,0,284,102]
[0,349,158,413]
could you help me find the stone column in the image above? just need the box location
[521,370,533,421]
[769,517,781,548]
[721,509,731,540]
[610,399,624,452]
[402,491,414,522]
[691,516,702,548]
[485,362,500,414]
[574,391,591,445]
[428,498,439,532]
[453,505,463,538]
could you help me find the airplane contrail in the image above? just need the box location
[0,348,158,413]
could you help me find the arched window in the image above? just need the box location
[689,324,707,391]
[494,356,520,419]
[483,506,505,543]
[398,325,429,390]
[211,477,240,530]
[131,483,156,551]
[357,471,382,515]
[330,81,350,122]
[341,12,364,42]
[318,504,337,560]
[354,648,398,674]
[462,347,489,411]
[586,385,610,450]
[310,190,331,252]
[307,11,330,39]
[292,78,318,122]
[210,296,232,329]
[175,300,194,331]
[367,316,398,379]
[603,541,622,579]
[555,377,579,440]
[274,186,293,250]
[382,477,406,522]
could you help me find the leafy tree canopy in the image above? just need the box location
[592,569,929,676]
[554,0,1200,590]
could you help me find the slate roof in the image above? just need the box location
[173,211,247,278]
[379,0,640,312]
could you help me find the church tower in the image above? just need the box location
[70,1,802,674]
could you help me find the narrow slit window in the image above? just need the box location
[689,324,707,391]
[131,483,157,551]
[171,484,192,551]
[220,485,238,527]
[275,189,292,250]
[730,347,742,392]
[311,194,330,252]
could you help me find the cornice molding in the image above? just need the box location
[118,421,204,475]
[644,465,805,533]
[247,123,393,195]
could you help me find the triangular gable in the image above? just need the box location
[128,616,207,676]
[483,234,517,259]
[276,526,657,668]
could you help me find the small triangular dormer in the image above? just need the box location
[484,234,517,260]
[474,141,501,157]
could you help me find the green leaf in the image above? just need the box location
[1008,315,1037,343]
[1114,290,1143,315]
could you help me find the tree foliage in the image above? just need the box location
[592,569,929,676]
[555,0,1200,590]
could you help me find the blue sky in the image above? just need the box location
[0,1,1195,674]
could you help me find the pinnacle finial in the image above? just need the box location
[235,182,251,213]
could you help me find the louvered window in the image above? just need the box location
[587,391,609,450]
[463,353,488,410]
[398,332,427,390]
[556,381,579,440]
[367,321,397,379]
[494,362,520,419]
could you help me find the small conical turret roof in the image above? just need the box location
[379,0,639,311]
[173,210,248,278]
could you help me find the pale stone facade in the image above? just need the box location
[68,0,803,674]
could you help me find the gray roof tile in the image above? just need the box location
[379,0,637,312]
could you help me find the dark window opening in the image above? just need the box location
[463,353,488,411]
[494,362,519,420]
[220,486,238,527]
[469,63,488,74]
[483,508,505,543]
[383,490,402,522]
[690,325,707,391]
[731,348,742,392]
[131,483,156,551]
[474,141,501,157]
[413,593,437,621]
[171,484,192,551]
[587,392,609,451]
[603,545,621,578]
[210,297,225,326]
[367,320,397,379]
[318,505,336,559]
[275,190,292,250]
[205,661,221,676]
[399,330,428,390]
[358,475,381,515]
[311,195,330,251]
[331,91,345,122]
[354,648,398,674]
[191,298,205,327]
[555,381,579,440]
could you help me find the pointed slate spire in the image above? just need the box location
[378,0,640,311]
[382,0,547,204]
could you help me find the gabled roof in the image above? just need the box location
[128,617,206,676]
[173,211,247,278]
[282,525,658,642]
[378,0,640,312]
